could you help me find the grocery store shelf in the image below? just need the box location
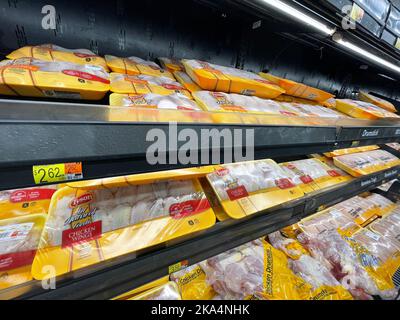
[2,165,397,300]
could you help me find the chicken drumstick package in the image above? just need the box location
[182,59,285,99]
[206,159,304,219]
[31,173,216,280]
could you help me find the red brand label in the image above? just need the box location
[162,84,184,90]
[0,250,37,271]
[61,220,102,248]
[216,168,229,177]
[169,198,211,219]
[69,193,93,208]
[300,175,314,184]
[275,178,295,189]
[62,70,110,84]
[226,185,249,201]
[9,188,56,203]
[177,106,195,111]
[328,170,341,177]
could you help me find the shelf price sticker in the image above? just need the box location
[168,260,189,274]
[33,162,83,184]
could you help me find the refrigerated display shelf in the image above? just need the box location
[1,165,397,300]
[1,99,400,191]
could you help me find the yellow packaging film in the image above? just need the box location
[158,57,184,73]
[368,208,400,238]
[334,99,400,119]
[109,73,192,98]
[358,91,397,113]
[206,159,304,219]
[105,55,175,80]
[170,264,216,300]
[173,71,202,93]
[182,59,285,99]
[259,72,334,102]
[6,44,108,70]
[0,214,47,290]
[280,158,348,193]
[0,186,57,220]
[363,193,397,217]
[113,276,169,300]
[333,150,400,177]
[31,176,216,280]
[128,282,182,300]
[324,145,379,157]
[0,58,110,100]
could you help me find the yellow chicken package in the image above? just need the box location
[334,99,399,119]
[0,186,57,220]
[105,55,175,80]
[324,145,379,157]
[358,91,397,113]
[206,159,304,219]
[7,44,108,70]
[113,276,170,300]
[0,58,110,100]
[173,71,201,93]
[128,282,182,300]
[259,72,334,102]
[109,73,192,98]
[170,264,216,300]
[363,193,397,217]
[31,174,216,280]
[182,59,285,99]
[0,214,46,290]
[158,57,184,73]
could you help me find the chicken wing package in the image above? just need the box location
[158,57,184,73]
[6,44,108,70]
[0,186,57,220]
[334,99,399,119]
[128,282,181,300]
[105,55,175,80]
[324,145,379,157]
[333,150,400,177]
[280,158,348,193]
[173,71,201,93]
[31,174,216,280]
[358,91,397,113]
[170,264,217,300]
[0,58,110,100]
[0,214,46,290]
[297,229,397,300]
[258,72,334,103]
[109,73,192,98]
[363,193,396,217]
[206,160,304,219]
[182,59,285,99]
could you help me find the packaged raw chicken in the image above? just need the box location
[170,264,216,300]
[385,142,400,151]
[280,158,347,193]
[324,145,379,157]
[173,71,201,93]
[358,91,397,113]
[158,57,184,73]
[0,186,57,220]
[259,72,334,103]
[0,214,46,290]
[363,193,396,217]
[7,44,108,70]
[280,102,347,118]
[31,173,215,280]
[109,73,192,98]
[368,208,400,239]
[182,59,285,99]
[334,99,399,119]
[128,282,181,300]
[0,58,110,100]
[105,55,175,80]
[333,150,400,177]
[206,159,304,219]
[308,154,352,180]
[113,276,169,300]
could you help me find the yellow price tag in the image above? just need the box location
[33,162,83,184]
[168,260,189,274]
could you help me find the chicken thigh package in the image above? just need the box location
[0,214,46,290]
[109,73,192,98]
[206,159,304,219]
[182,59,285,99]
[334,99,400,119]
[105,55,175,79]
[0,58,110,100]
[31,174,216,280]
[7,44,108,70]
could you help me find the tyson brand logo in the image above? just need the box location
[70,193,93,208]
[361,129,379,137]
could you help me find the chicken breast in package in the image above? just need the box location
[105,55,175,79]
[31,173,215,280]
[206,159,304,219]
[0,214,46,290]
[109,73,192,98]
[182,59,285,99]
